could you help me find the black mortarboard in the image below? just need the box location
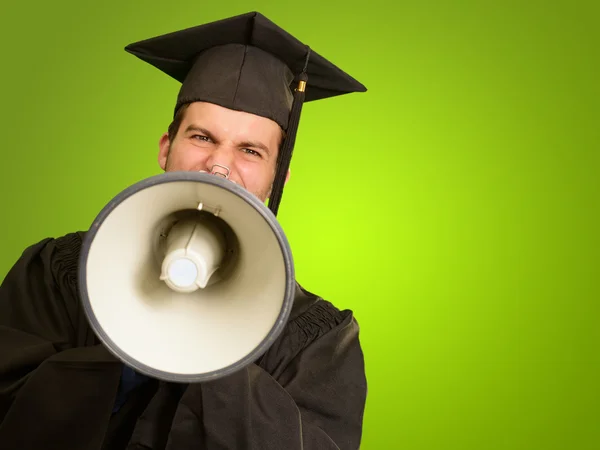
[125,11,366,215]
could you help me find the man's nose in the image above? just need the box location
[205,146,235,178]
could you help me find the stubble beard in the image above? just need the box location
[166,144,275,204]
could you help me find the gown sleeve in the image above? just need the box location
[0,233,122,450]
[160,298,368,450]
[0,235,78,418]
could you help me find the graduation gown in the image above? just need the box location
[0,232,367,449]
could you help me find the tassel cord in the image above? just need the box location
[268,47,311,216]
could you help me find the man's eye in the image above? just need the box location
[241,148,261,157]
[192,135,210,142]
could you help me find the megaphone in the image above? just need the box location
[78,171,295,383]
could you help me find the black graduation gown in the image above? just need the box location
[0,232,367,449]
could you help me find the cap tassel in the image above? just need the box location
[268,48,311,216]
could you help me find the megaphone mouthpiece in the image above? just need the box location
[159,217,226,292]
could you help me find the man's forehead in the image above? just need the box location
[180,102,283,144]
[183,102,280,128]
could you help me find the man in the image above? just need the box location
[0,11,367,450]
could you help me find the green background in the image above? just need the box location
[1,1,598,448]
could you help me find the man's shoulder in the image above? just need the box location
[38,230,86,255]
[288,281,355,337]
[291,281,353,318]
[24,230,87,252]
[17,230,88,277]
[55,230,88,244]
[264,282,360,367]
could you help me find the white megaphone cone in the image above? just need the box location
[78,171,295,383]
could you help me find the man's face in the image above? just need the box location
[158,101,286,202]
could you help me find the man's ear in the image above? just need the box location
[285,169,291,185]
[158,132,170,171]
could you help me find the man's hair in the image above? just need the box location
[167,103,191,143]
[166,103,287,166]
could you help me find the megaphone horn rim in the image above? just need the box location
[77,171,296,383]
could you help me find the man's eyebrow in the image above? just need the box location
[184,124,214,139]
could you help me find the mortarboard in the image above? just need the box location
[124,11,366,216]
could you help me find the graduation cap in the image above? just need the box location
[124,11,366,216]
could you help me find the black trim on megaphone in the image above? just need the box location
[78,171,295,383]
